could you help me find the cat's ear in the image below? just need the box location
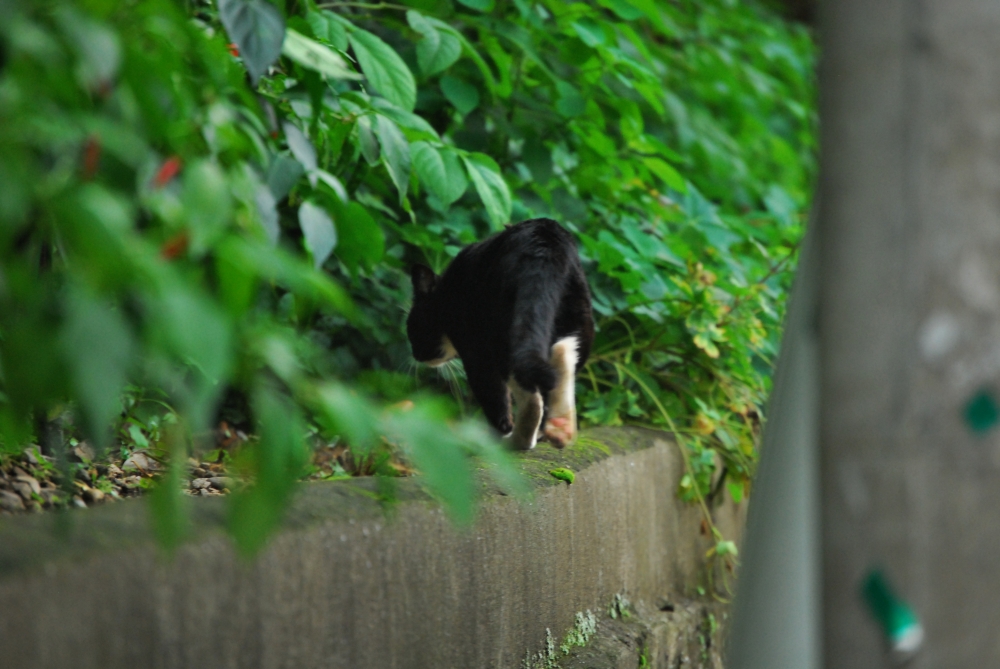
[410,264,438,295]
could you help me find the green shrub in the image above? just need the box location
[0,0,814,546]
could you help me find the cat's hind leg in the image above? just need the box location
[506,380,544,450]
[543,336,579,448]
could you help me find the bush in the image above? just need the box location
[0,0,815,546]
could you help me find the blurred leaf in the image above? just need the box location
[643,157,687,193]
[216,238,259,317]
[282,28,360,80]
[555,81,585,118]
[54,7,120,89]
[349,28,417,111]
[356,114,381,165]
[408,11,461,77]
[183,160,233,254]
[456,0,495,12]
[386,405,475,525]
[266,153,306,200]
[313,382,379,453]
[254,183,280,244]
[298,201,338,269]
[373,115,411,203]
[572,18,607,47]
[333,200,384,272]
[440,74,480,114]
[229,385,308,555]
[154,282,233,397]
[217,0,285,83]
[412,141,467,206]
[462,153,511,229]
[61,285,134,449]
[147,441,190,553]
[283,122,318,172]
[307,10,349,50]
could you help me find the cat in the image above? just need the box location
[407,218,594,450]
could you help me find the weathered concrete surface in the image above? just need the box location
[0,427,743,668]
[562,600,727,669]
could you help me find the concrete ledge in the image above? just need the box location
[0,427,744,668]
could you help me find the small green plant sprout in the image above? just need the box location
[522,628,559,669]
[549,467,575,484]
[608,592,632,620]
[560,610,597,655]
[706,539,739,560]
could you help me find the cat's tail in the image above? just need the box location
[508,278,561,395]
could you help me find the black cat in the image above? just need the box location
[407,218,594,449]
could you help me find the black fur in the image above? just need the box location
[407,218,594,436]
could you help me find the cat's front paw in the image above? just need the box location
[543,416,575,449]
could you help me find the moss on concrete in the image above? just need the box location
[0,426,671,579]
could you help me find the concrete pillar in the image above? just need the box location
[820,1,1000,666]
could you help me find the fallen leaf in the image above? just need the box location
[549,467,575,484]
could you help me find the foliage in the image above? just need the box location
[0,0,815,548]
[268,0,815,501]
[0,0,525,550]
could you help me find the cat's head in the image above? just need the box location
[406,264,457,367]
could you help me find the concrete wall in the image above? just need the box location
[0,427,743,669]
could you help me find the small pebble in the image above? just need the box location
[191,478,212,490]
[208,477,233,491]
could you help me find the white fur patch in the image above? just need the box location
[547,336,579,418]
[507,380,543,450]
[425,336,458,368]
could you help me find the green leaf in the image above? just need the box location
[462,154,511,229]
[307,10,349,51]
[266,153,305,201]
[420,16,497,95]
[571,18,607,48]
[356,115,380,166]
[597,0,644,21]
[407,11,461,77]
[643,157,687,193]
[386,405,475,525]
[313,383,379,453]
[298,201,337,269]
[282,122,317,172]
[456,422,530,499]
[155,284,233,395]
[373,115,411,203]
[282,28,360,81]
[549,467,575,484]
[456,0,495,12]
[555,81,585,118]
[148,446,190,553]
[229,385,308,556]
[54,7,121,89]
[216,238,259,317]
[217,0,285,84]
[183,160,233,254]
[412,142,467,206]
[254,183,280,244]
[61,285,134,449]
[233,239,356,317]
[440,74,480,115]
[349,28,417,111]
[332,200,385,272]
